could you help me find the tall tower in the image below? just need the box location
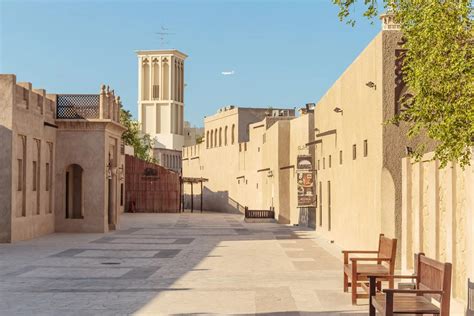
[136,50,187,151]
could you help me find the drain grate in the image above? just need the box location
[101,262,121,265]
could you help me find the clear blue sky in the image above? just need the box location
[1,0,380,126]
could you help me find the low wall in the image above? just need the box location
[401,151,474,304]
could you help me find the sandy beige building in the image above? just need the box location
[182,106,317,226]
[152,147,182,173]
[0,74,126,243]
[311,15,431,254]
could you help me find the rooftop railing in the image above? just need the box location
[56,85,121,122]
[56,94,100,119]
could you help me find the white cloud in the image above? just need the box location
[221,70,235,76]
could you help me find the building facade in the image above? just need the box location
[183,121,204,147]
[182,106,316,226]
[0,76,57,242]
[152,147,182,173]
[311,15,435,255]
[0,75,126,242]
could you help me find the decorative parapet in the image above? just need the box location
[57,84,121,123]
[14,80,56,120]
[182,143,203,159]
[380,12,400,31]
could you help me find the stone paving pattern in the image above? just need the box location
[0,213,367,315]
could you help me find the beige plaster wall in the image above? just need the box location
[54,121,124,233]
[0,74,57,242]
[55,124,106,233]
[313,32,385,250]
[0,75,15,242]
[401,153,473,304]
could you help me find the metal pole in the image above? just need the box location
[190,182,193,213]
[179,178,182,213]
[200,180,203,213]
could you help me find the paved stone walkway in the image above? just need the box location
[0,213,367,315]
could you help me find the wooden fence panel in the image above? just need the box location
[125,154,180,213]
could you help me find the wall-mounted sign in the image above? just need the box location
[142,167,160,181]
[144,168,158,176]
[297,155,313,170]
[296,155,315,207]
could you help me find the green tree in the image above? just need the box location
[195,135,204,144]
[120,109,157,163]
[332,0,474,168]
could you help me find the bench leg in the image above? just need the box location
[343,272,348,292]
[351,280,357,304]
[369,276,376,316]
[351,264,358,305]
[385,292,394,316]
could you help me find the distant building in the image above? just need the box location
[182,106,316,226]
[0,75,126,243]
[136,49,187,172]
[183,121,204,147]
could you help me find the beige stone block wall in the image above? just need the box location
[401,152,473,303]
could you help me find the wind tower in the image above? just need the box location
[137,49,187,151]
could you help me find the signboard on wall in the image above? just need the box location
[296,155,315,207]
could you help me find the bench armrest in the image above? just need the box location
[368,274,416,280]
[342,250,378,254]
[350,257,391,262]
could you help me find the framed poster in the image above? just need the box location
[296,155,316,207]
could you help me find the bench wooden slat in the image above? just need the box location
[344,263,389,277]
[372,295,440,314]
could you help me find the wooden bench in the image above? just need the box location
[342,234,397,305]
[244,206,275,219]
[368,253,452,316]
